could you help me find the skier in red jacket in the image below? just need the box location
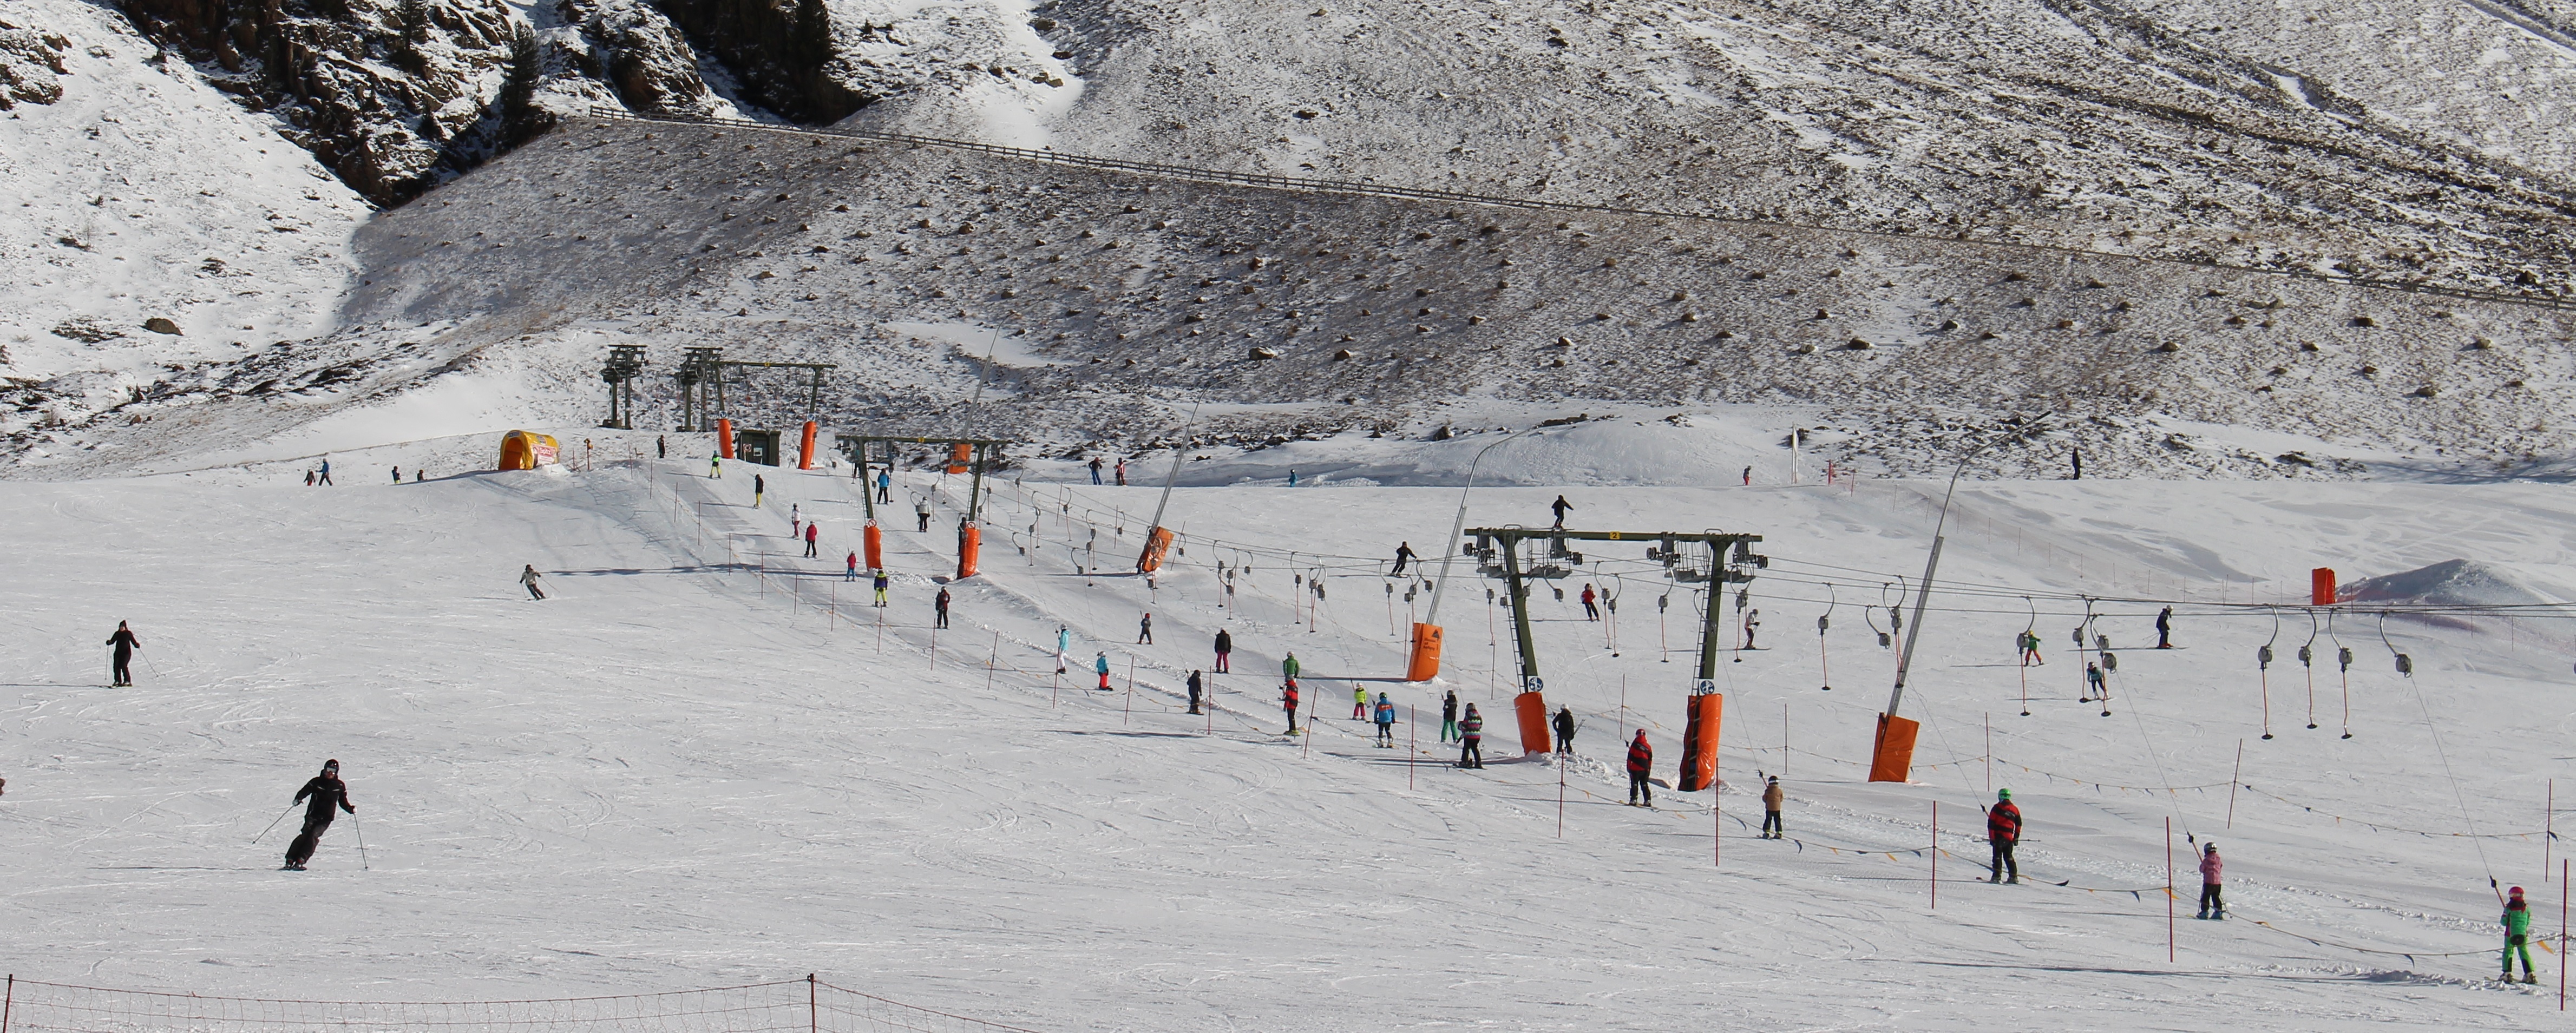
[1987,788,2022,884]
[1626,730,1654,806]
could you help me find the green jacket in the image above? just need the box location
[1283,656,1300,679]
[2506,904,2533,939]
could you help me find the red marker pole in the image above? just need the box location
[1930,802,1938,909]
[2166,817,2177,963]
[1557,758,1566,839]
[2559,858,2567,1011]
[1409,706,1417,790]
[1124,656,1136,726]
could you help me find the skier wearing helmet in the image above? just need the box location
[2504,886,2538,983]
[1987,789,2022,884]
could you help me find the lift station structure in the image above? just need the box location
[841,435,1010,582]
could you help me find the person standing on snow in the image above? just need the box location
[1550,495,1572,530]
[1088,457,1104,485]
[1552,706,1576,756]
[875,469,892,503]
[1741,465,1752,486]
[317,459,332,486]
[1987,789,2022,884]
[845,551,858,582]
[1282,652,1300,682]
[519,565,546,601]
[1094,652,1113,691]
[1213,628,1233,673]
[934,588,952,630]
[1115,458,1128,486]
[2505,886,2538,983]
[871,569,889,608]
[1135,612,1153,645]
[1742,608,1762,650]
[1353,685,1369,721]
[2156,606,2175,649]
[2082,662,2107,703]
[2017,629,2044,667]
[753,473,765,508]
[1458,703,1484,768]
[281,759,356,871]
[803,522,819,558]
[2196,843,2226,919]
[104,621,142,687]
[710,453,723,479]
[1580,584,1601,622]
[657,435,666,459]
[1441,690,1461,743]
[1374,693,1397,746]
[1280,680,1302,733]
[1762,776,1786,838]
[1187,670,1204,715]
[391,466,401,483]
[1391,542,1416,577]
[915,497,932,532]
[1626,730,1654,806]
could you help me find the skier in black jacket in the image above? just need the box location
[104,621,142,686]
[1552,706,1576,755]
[284,759,356,871]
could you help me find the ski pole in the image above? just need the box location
[142,653,166,678]
[250,804,295,845]
[353,812,370,871]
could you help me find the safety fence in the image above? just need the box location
[0,976,1037,1033]
[577,108,2576,314]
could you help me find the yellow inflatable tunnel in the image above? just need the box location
[497,430,561,471]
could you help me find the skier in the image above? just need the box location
[1742,608,1761,650]
[1741,465,1751,486]
[1552,706,1576,756]
[1055,627,1072,675]
[711,453,722,479]
[934,588,952,629]
[2081,662,2107,703]
[1762,775,1785,838]
[1458,703,1484,768]
[2017,629,2044,667]
[753,473,765,508]
[875,469,892,503]
[391,466,401,483]
[317,458,332,486]
[1089,457,1104,485]
[1441,690,1460,742]
[1214,628,1233,673]
[1187,670,1204,715]
[791,503,799,535]
[2071,448,2082,480]
[1391,542,1416,576]
[281,759,355,871]
[1580,584,1601,622]
[2505,885,2538,983]
[519,564,546,601]
[1094,652,1113,691]
[803,522,819,558]
[1987,788,2022,884]
[915,497,932,532]
[2156,606,2174,649]
[1281,680,1301,734]
[845,551,858,582]
[657,435,666,459]
[1282,652,1300,682]
[1626,730,1654,806]
[1374,693,1397,746]
[872,569,889,607]
[1115,458,1128,486]
[2197,843,2225,919]
[104,620,142,687]
[1550,495,1572,530]
[1138,612,1154,644]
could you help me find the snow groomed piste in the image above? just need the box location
[6,443,2576,1030]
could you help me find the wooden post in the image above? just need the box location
[1409,706,1416,789]
[2226,740,2243,828]
[1124,656,1136,725]
[2549,779,2556,883]
[1930,802,1937,909]
[2560,859,2567,1011]
[2166,817,2177,962]
[808,972,817,1033]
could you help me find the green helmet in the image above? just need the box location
[1997,788,2013,801]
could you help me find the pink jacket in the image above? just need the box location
[2199,852,2223,885]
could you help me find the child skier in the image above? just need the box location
[1138,612,1153,644]
[846,551,858,582]
[2018,629,2044,667]
[1353,685,1369,721]
[1762,776,1786,838]
[2197,843,2225,919]
[1187,671,1204,715]
[1094,652,1113,691]
[2505,886,2538,983]
[1458,703,1484,768]
[872,569,890,607]
[1055,627,1072,674]
[1281,680,1301,734]
[1441,690,1461,742]
[1374,693,1397,746]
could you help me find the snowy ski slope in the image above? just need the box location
[4,453,2574,1030]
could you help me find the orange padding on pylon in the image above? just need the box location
[956,524,981,579]
[1137,526,1175,573]
[715,418,735,459]
[863,523,883,571]
[1404,623,1443,682]
[1677,692,1723,791]
[797,421,818,470]
[1515,690,1552,756]
[2311,567,2337,606]
[947,442,971,475]
[1870,713,1919,783]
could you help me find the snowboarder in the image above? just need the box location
[1089,457,1104,485]
[104,621,142,687]
[1626,730,1654,806]
[2081,662,2107,703]
[934,588,951,629]
[1282,652,1300,681]
[875,469,892,503]
[2017,629,2044,667]
[753,473,765,508]
[317,459,332,486]
[1374,693,1397,746]
[1987,788,2022,884]
[2156,606,2174,649]
[1581,584,1601,621]
[281,759,355,871]
[915,497,932,532]
[845,551,858,582]
[1742,608,1761,650]
[1094,652,1113,690]
[803,522,819,558]
[1458,703,1484,768]
[1214,628,1233,673]
[1282,680,1302,733]
[1762,776,1785,838]
[1138,612,1154,644]
[1550,495,1572,530]
[1552,706,1576,755]
[1187,670,1204,715]
[1391,542,1416,576]
[1115,458,1128,486]
[1441,690,1460,742]
[2505,885,2538,983]
[872,569,889,607]
[2197,843,2225,919]
[519,565,546,601]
